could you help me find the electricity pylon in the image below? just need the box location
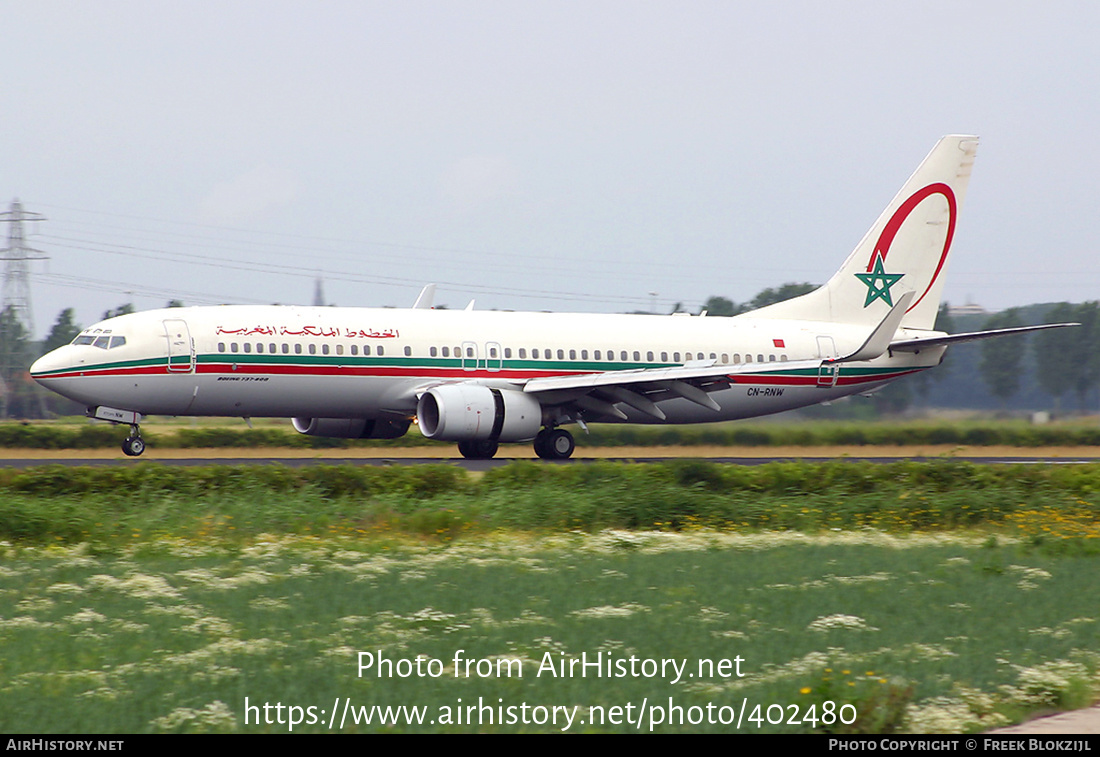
[0,199,48,417]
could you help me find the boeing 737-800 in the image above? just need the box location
[29,136,1074,459]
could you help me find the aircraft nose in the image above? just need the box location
[29,349,67,384]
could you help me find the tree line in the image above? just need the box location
[1,294,1096,419]
[0,302,175,418]
[979,301,1099,413]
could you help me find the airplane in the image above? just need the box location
[30,135,1076,460]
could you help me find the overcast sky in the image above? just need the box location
[1,1,1097,337]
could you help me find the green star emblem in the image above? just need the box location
[855,257,904,307]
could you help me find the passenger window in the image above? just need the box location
[769,354,776,362]
[607,351,614,361]
[646,351,654,361]
[780,355,788,362]
[532,348,539,359]
[745,354,753,363]
[364,345,372,356]
[490,346,498,358]
[757,354,764,363]
[504,348,512,358]
[308,344,316,355]
[231,342,239,352]
[377,346,384,356]
[661,352,668,361]
[294,344,302,354]
[282,344,289,354]
[322,345,330,355]
[218,342,225,353]
[336,344,344,356]
[430,346,438,357]
[733,353,740,363]
[466,347,474,358]
[721,353,728,363]
[633,351,640,361]
[519,348,526,358]
[256,343,264,353]
[244,343,252,353]
[404,346,412,357]
[673,352,680,362]
[620,351,628,361]
[442,346,449,357]
[351,345,358,356]
[269,343,276,353]
[594,350,601,360]
[581,350,588,360]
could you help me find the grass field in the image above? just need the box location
[1,461,1098,733]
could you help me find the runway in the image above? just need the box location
[0,453,1097,471]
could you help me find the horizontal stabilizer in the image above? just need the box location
[889,322,1079,352]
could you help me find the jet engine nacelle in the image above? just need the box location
[417,384,542,442]
[292,417,410,439]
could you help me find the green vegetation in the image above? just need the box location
[0,460,1099,544]
[2,460,1099,733]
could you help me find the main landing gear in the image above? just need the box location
[122,424,146,457]
[454,427,576,461]
[534,427,574,460]
[457,440,499,460]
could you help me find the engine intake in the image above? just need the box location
[417,384,542,442]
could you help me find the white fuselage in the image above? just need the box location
[30,304,942,427]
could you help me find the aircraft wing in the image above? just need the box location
[522,296,916,420]
[522,358,822,420]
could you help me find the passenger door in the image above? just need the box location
[164,319,195,373]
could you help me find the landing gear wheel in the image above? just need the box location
[122,436,146,457]
[121,423,145,457]
[534,428,574,460]
[457,440,498,460]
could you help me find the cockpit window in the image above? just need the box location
[72,334,127,349]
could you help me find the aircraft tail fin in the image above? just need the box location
[748,135,978,330]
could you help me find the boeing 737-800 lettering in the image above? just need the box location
[29,136,1075,459]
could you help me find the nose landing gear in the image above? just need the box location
[122,425,146,457]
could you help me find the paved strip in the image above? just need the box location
[991,705,1100,734]
[0,455,1098,470]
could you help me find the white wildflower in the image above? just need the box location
[66,609,107,624]
[150,700,236,733]
[807,614,878,632]
[571,603,649,619]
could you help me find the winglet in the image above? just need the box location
[833,291,914,363]
[412,284,436,309]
